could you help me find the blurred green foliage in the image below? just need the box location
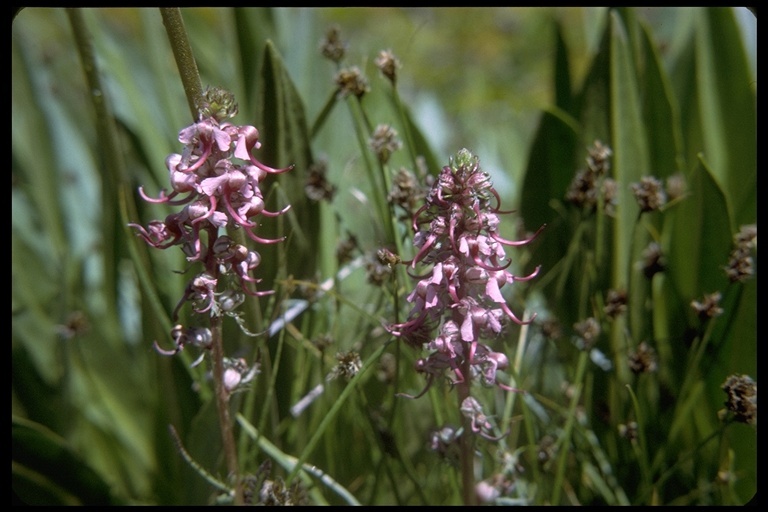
[12,7,755,505]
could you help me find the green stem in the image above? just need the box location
[345,96,391,242]
[625,384,652,501]
[286,341,390,484]
[310,89,340,141]
[67,8,121,323]
[456,358,477,506]
[160,7,203,120]
[388,85,419,172]
[551,349,589,505]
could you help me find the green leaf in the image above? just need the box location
[607,11,651,387]
[12,416,116,505]
[608,10,647,291]
[520,19,579,234]
[694,8,756,227]
[257,39,320,287]
[665,156,732,306]
[234,8,277,115]
[638,20,684,178]
[519,20,581,328]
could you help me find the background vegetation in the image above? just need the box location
[12,7,756,505]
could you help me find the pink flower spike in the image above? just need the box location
[472,252,512,272]
[183,143,213,174]
[489,188,515,214]
[411,233,437,268]
[513,264,542,283]
[190,196,218,225]
[411,203,430,232]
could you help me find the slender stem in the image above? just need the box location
[159,8,242,502]
[388,85,419,172]
[286,341,390,484]
[456,356,477,506]
[160,7,203,120]
[67,8,121,322]
[551,349,589,505]
[209,312,243,505]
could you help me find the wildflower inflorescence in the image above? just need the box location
[129,88,292,370]
[628,341,657,374]
[389,149,542,403]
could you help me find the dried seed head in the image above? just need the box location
[320,25,346,63]
[721,374,757,426]
[587,140,612,175]
[631,175,667,213]
[724,224,757,283]
[328,351,363,381]
[604,289,627,319]
[641,241,666,279]
[305,160,336,202]
[691,291,723,321]
[369,124,402,164]
[335,66,369,98]
[375,49,401,84]
[628,341,657,374]
[574,317,601,351]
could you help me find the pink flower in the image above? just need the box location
[130,115,293,318]
[390,149,543,399]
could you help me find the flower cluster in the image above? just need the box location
[129,93,292,364]
[389,149,542,399]
[130,118,291,298]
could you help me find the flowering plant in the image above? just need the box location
[391,149,542,401]
[12,7,756,507]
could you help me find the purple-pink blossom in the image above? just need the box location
[131,112,293,361]
[129,116,292,301]
[390,149,542,399]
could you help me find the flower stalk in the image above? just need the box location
[389,148,542,504]
[130,11,295,504]
[160,8,203,118]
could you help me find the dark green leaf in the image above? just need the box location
[12,417,116,505]
[256,39,320,288]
